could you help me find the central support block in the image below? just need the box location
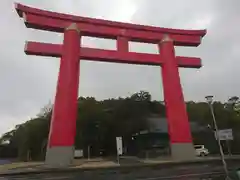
[171,143,195,160]
[45,146,74,166]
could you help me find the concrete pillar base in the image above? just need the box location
[171,143,195,160]
[45,146,74,167]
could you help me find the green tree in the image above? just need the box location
[2,93,240,160]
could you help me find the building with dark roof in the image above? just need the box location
[128,114,209,157]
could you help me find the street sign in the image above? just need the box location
[74,149,83,158]
[116,137,123,155]
[215,129,233,140]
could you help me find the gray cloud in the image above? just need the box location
[0,0,239,135]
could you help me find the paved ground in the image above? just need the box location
[0,156,239,179]
[0,172,226,180]
[1,155,239,172]
[0,168,225,180]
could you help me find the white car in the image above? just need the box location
[194,145,209,156]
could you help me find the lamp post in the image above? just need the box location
[205,95,230,179]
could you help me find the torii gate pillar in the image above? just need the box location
[45,24,80,165]
[159,35,195,160]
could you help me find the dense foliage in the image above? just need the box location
[0,91,240,160]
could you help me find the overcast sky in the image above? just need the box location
[0,0,239,135]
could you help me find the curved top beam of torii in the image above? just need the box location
[15,3,206,46]
[15,3,206,68]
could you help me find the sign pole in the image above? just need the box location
[226,140,231,156]
[117,152,120,165]
[87,145,90,160]
[217,129,233,156]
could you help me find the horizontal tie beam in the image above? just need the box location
[25,41,202,68]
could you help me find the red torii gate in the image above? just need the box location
[15,3,206,165]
